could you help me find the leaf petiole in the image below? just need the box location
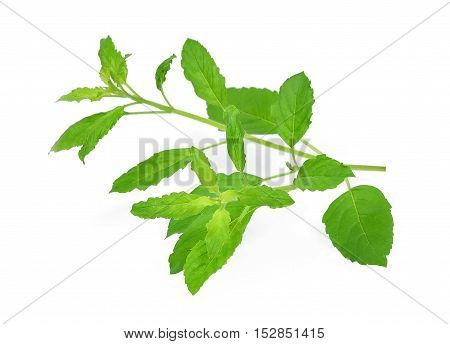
[201,141,226,151]
[262,169,297,182]
[300,139,323,155]
[124,110,166,115]
[161,89,174,108]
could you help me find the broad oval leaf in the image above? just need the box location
[184,206,256,294]
[131,192,217,220]
[273,72,314,147]
[58,87,113,102]
[207,87,278,134]
[205,208,231,258]
[98,36,128,85]
[225,105,246,172]
[155,54,176,91]
[322,185,393,267]
[294,155,354,191]
[181,39,227,108]
[51,106,125,163]
[237,185,294,209]
[190,147,217,188]
[111,148,193,193]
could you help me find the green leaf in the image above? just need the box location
[168,198,249,273]
[168,205,217,274]
[181,39,227,108]
[166,173,261,238]
[166,185,215,237]
[51,106,125,163]
[272,72,314,147]
[322,185,394,267]
[205,207,231,258]
[131,192,217,220]
[237,185,294,208]
[217,172,262,191]
[111,148,193,193]
[98,36,128,85]
[207,87,278,134]
[190,147,217,188]
[184,206,255,294]
[294,155,355,191]
[155,54,176,91]
[224,105,246,172]
[58,87,114,102]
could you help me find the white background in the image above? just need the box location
[0,0,449,342]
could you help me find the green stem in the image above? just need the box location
[300,139,323,155]
[346,164,386,172]
[125,111,166,115]
[123,82,142,99]
[161,89,174,108]
[299,139,386,172]
[201,141,226,151]
[244,135,315,159]
[123,102,139,108]
[345,178,352,190]
[262,169,297,182]
[120,87,386,172]
[291,150,299,167]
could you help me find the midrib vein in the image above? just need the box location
[348,188,373,249]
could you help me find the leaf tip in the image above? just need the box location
[109,181,119,193]
[103,35,112,42]
[378,258,388,268]
[169,264,181,274]
[130,202,143,218]
[187,285,199,295]
[49,142,58,154]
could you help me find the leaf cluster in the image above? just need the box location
[52,37,394,294]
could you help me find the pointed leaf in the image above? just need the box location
[166,173,261,238]
[168,200,248,275]
[131,192,217,220]
[294,155,354,191]
[169,205,217,274]
[98,36,128,85]
[167,185,216,237]
[224,105,246,172]
[51,106,125,163]
[184,206,255,294]
[217,172,262,191]
[322,185,394,267]
[207,87,278,134]
[111,148,193,193]
[155,54,176,91]
[181,39,227,108]
[58,87,114,102]
[237,185,294,208]
[205,208,231,258]
[273,72,314,147]
[190,147,217,187]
